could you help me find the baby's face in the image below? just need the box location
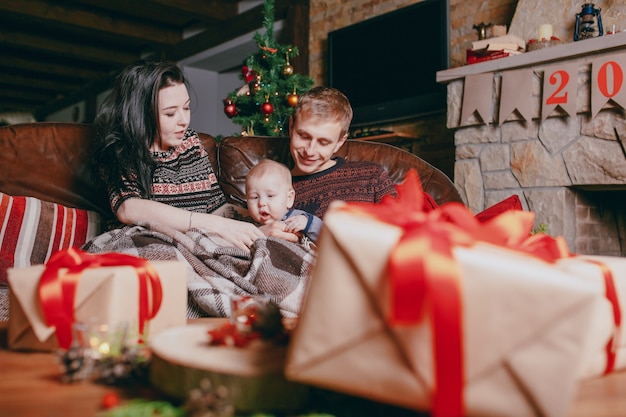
[245,173,294,224]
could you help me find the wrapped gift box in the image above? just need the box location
[7,252,188,351]
[556,255,625,377]
[285,174,614,417]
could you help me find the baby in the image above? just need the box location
[245,159,322,243]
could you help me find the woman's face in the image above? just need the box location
[154,83,190,152]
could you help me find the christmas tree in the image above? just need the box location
[222,0,314,137]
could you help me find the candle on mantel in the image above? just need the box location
[538,24,553,41]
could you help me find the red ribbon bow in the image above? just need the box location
[38,248,163,350]
[339,169,620,417]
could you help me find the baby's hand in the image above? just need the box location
[259,221,299,242]
[283,215,308,233]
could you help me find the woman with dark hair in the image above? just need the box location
[87,60,312,318]
[93,60,265,250]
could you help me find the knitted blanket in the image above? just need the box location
[82,223,316,319]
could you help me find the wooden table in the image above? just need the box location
[1,320,625,417]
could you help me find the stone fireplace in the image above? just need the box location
[437,33,626,256]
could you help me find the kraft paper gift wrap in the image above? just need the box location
[284,171,614,417]
[7,249,188,351]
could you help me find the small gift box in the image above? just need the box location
[285,171,613,417]
[7,249,188,351]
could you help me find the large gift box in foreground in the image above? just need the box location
[7,249,188,351]
[285,172,615,417]
[557,255,625,377]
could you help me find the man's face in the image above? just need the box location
[289,114,347,176]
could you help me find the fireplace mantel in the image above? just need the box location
[436,32,626,256]
[437,31,626,83]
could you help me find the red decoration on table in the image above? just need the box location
[207,321,261,347]
[207,296,287,347]
[101,392,120,409]
[38,248,162,350]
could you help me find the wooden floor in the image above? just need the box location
[0,321,625,417]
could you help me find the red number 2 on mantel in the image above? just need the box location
[543,58,625,112]
[546,70,570,105]
[597,61,624,98]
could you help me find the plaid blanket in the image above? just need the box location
[82,223,316,319]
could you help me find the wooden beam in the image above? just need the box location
[0,30,138,66]
[33,75,114,120]
[163,0,291,61]
[0,0,181,44]
[282,0,310,76]
[0,73,81,93]
[0,55,109,80]
[0,87,56,103]
[146,0,238,21]
[68,0,194,26]
[0,103,39,113]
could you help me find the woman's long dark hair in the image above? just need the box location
[93,60,187,199]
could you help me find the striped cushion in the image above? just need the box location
[0,192,102,285]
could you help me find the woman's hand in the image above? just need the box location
[116,198,266,251]
[259,221,300,242]
[201,216,266,251]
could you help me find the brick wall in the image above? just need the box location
[575,190,626,256]
[307,0,518,179]
[308,0,518,90]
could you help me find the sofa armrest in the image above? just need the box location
[336,139,463,206]
[0,122,109,214]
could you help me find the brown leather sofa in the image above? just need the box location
[0,122,462,218]
[0,122,462,321]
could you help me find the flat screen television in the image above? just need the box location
[327,0,449,128]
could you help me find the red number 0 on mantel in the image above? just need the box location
[546,70,569,105]
[597,61,624,98]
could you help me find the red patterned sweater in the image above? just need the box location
[292,157,398,219]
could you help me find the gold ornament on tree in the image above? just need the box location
[253,75,262,93]
[287,86,298,108]
[283,49,294,76]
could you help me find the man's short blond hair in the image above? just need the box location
[292,86,353,137]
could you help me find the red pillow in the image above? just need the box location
[0,192,103,285]
[475,195,523,223]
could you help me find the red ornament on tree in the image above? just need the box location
[223,99,238,118]
[260,101,274,115]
